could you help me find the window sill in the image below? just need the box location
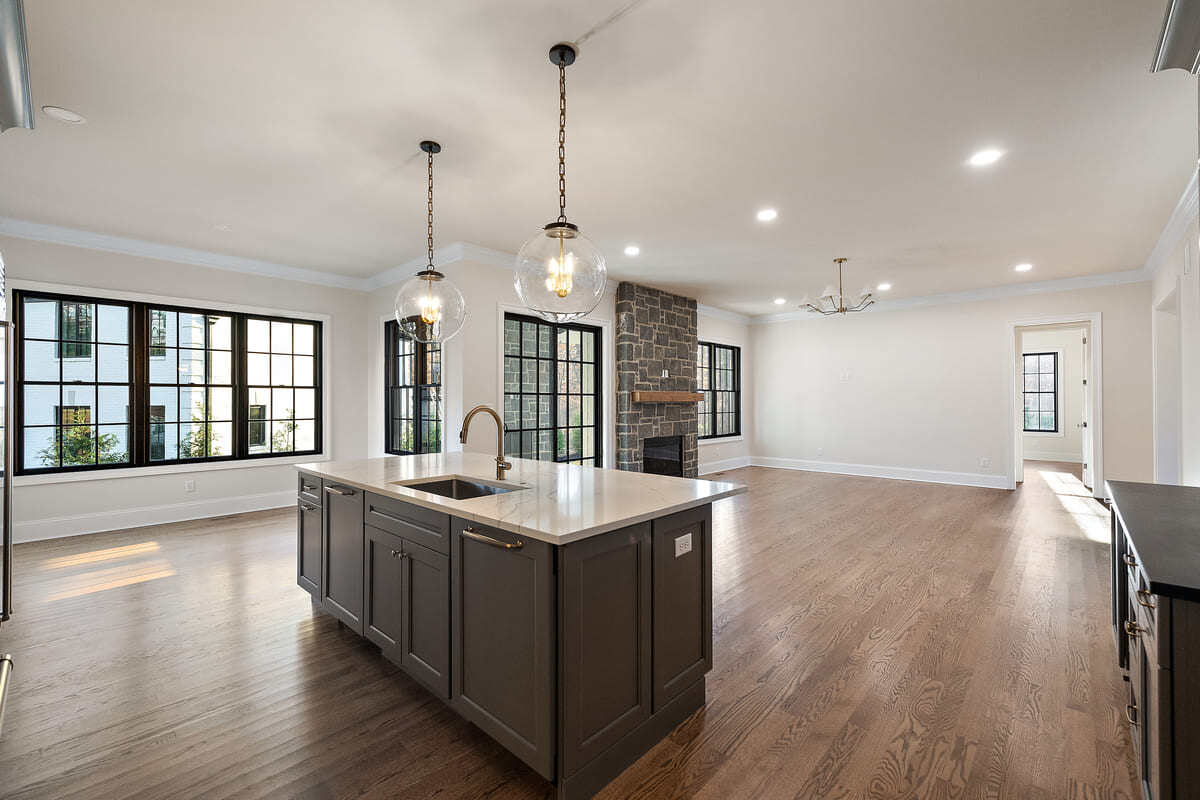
[699,435,745,446]
[1023,430,1065,439]
[13,452,330,487]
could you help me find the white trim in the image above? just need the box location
[1151,280,1184,483]
[8,277,334,470]
[13,453,328,487]
[494,302,617,469]
[1005,314,1103,499]
[698,455,751,474]
[1024,451,1083,463]
[0,217,366,291]
[749,456,1009,489]
[13,490,294,542]
[754,269,1147,324]
[697,304,751,324]
[698,435,744,446]
[1144,167,1199,279]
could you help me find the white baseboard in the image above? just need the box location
[1023,451,1083,464]
[14,490,295,543]
[749,457,1010,489]
[699,456,752,475]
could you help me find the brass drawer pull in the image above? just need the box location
[1125,620,1146,638]
[1136,589,1157,609]
[1122,554,1137,567]
[463,528,524,551]
[325,485,354,496]
[301,483,318,492]
[389,549,407,560]
[299,502,318,513]
[1126,703,1138,726]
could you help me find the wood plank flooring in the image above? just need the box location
[0,462,1136,799]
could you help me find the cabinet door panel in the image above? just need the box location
[451,519,554,780]
[560,523,651,775]
[322,484,364,632]
[652,504,713,711]
[297,500,322,598]
[364,525,405,656]
[402,538,450,697]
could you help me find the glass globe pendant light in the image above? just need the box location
[394,140,466,344]
[514,43,607,323]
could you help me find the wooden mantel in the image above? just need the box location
[630,390,704,404]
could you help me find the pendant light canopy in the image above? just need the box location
[514,43,607,323]
[394,140,466,344]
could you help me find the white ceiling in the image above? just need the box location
[0,0,1195,314]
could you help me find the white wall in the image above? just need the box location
[365,256,617,466]
[1020,327,1085,463]
[1151,217,1200,485]
[750,281,1153,488]
[1,235,370,541]
[697,309,753,474]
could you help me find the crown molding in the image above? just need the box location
[0,216,368,291]
[752,267,1149,324]
[697,303,751,324]
[1143,165,1199,278]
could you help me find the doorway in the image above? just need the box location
[1007,314,1103,497]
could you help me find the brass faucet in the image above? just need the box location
[459,405,513,480]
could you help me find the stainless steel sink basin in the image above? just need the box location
[399,477,524,500]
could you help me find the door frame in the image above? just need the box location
[1005,313,1103,498]
[1151,281,1183,484]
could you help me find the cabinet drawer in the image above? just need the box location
[1127,567,1172,669]
[298,472,322,505]
[365,492,450,555]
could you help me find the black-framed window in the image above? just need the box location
[502,313,601,467]
[697,342,740,439]
[384,319,442,455]
[19,295,132,470]
[15,290,322,475]
[1022,351,1058,433]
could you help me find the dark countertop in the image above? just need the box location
[1107,480,1200,602]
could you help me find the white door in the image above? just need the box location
[1081,330,1093,489]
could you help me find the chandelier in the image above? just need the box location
[513,42,607,322]
[801,258,874,315]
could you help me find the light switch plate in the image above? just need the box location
[674,532,693,558]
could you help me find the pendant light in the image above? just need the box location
[514,42,607,323]
[393,140,466,344]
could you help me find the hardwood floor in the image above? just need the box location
[0,461,1136,799]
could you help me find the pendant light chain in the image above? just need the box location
[557,62,567,224]
[426,149,435,269]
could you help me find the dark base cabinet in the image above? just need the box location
[296,470,713,800]
[1109,481,1200,800]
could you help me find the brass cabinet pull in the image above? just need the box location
[1125,620,1146,638]
[462,528,524,550]
[301,483,317,492]
[1123,554,1137,567]
[299,502,318,513]
[389,549,406,559]
[325,485,354,496]
[1126,703,1138,726]
[1136,589,1157,609]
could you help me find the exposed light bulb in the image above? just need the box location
[419,279,442,325]
[545,248,575,298]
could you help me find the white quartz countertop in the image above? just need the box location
[295,453,746,545]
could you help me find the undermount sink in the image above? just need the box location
[397,477,525,500]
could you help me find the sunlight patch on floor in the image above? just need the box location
[46,559,177,601]
[41,540,161,570]
[1036,468,1109,543]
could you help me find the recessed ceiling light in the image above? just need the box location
[876,282,892,291]
[623,244,640,257]
[41,105,86,124]
[773,297,787,305]
[967,148,1004,167]
[756,208,777,222]
[1014,262,1033,272]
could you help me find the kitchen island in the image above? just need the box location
[294,453,745,799]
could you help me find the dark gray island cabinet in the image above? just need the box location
[295,456,742,799]
[1108,481,1200,800]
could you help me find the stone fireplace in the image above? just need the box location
[615,282,699,477]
